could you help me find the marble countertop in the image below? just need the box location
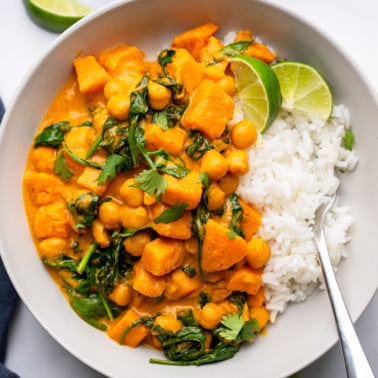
[0,1,377,377]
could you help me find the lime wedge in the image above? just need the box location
[272,61,333,120]
[230,55,282,133]
[24,0,93,33]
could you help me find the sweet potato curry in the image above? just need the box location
[23,23,276,365]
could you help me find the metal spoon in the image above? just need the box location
[314,195,375,378]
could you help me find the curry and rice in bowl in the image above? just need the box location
[22,22,357,366]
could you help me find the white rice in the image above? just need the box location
[236,105,358,321]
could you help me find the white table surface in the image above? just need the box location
[1,1,377,377]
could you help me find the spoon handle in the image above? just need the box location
[315,228,375,378]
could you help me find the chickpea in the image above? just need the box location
[217,75,236,97]
[104,78,128,100]
[119,178,144,207]
[123,231,151,257]
[246,238,271,269]
[226,150,249,176]
[249,307,270,330]
[200,149,228,181]
[39,237,70,259]
[199,303,226,330]
[108,282,133,306]
[218,174,239,195]
[120,205,149,228]
[106,94,130,120]
[207,183,225,211]
[92,220,110,248]
[231,119,257,149]
[148,80,171,110]
[98,201,122,229]
[154,314,183,333]
[143,192,157,206]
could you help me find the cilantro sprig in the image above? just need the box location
[219,313,259,342]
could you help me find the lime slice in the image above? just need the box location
[230,55,282,133]
[272,61,333,120]
[24,0,93,33]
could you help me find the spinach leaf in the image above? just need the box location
[181,265,196,278]
[213,40,252,62]
[158,49,176,75]
[67,192,101,230]
[199,292,210,308]
[228,193,244,237]
[153,326,206,362]
[176,309,199,326]
[119,315,157,344]
[192,173,210,278]
[86,116,121,158]
[150,327,240,366]
[66,285,107,331]
[34,121,71,148]
[42,255,79,272]
[153,202,188,224]
[185,130,214,160]
[220,40,252,57]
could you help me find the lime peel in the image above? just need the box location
[24,0,93,33]
[230,55,282,133]
[272,61,333,121]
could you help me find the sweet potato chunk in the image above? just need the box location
[144,124,187,155]
[34,201,71,239]
[171,22,219,61]
[161,170,203,210]
[98,44,145,73]
[30,147,56,173]
[76,167,107,195]
[150,203,192,240]
[182,79,234,139]
[201,219,247,273]
[166,48,203,95]
[142,237,184,276]
[24,172,63,205]
[246,42,277,64]
[239,199,261,241]
[107,308,149,347]
[226,266,262,295]
[131,261,166,297]
[165,269,201,300]
[73,55,109,96]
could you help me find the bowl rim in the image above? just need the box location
[1,1,378,377]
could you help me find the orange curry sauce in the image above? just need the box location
[23,23,275,363]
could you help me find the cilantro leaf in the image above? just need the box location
[54,150,73,181]
[153,202,188,224]
[98,154,127,184]
[219,313,245,341]
[239,319,259,342]
[135,169,166,198]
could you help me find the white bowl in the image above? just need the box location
[1,0,377,377]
